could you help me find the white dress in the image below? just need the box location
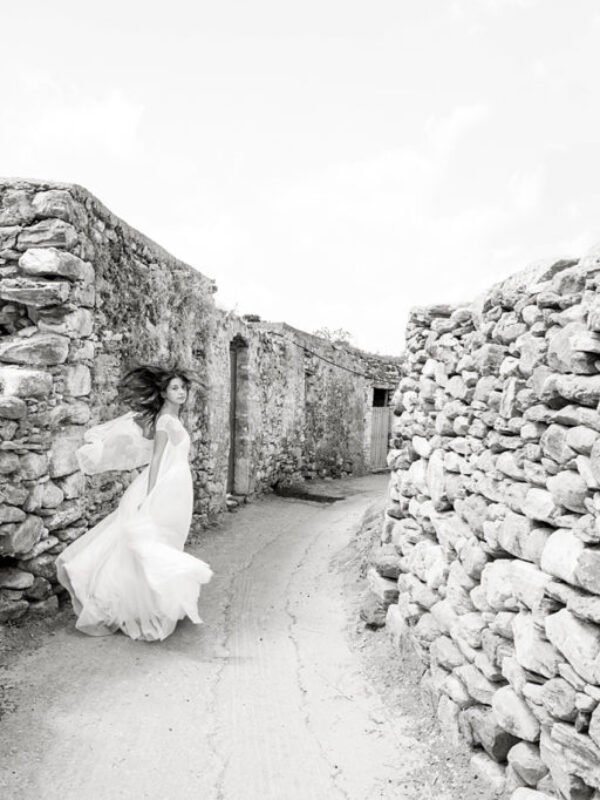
[56,414,213,642]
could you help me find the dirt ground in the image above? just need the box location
[0,474,478,800]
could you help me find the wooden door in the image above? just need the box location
[370,406,391,469]
[227,344,238,493]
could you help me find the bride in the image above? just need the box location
[56,365,213,642]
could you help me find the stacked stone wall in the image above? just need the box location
[0,181,101,621]
[249,323,401,480]
[204,314,308,500]
[292,327,375,478]
[78,186,217,528]
[371,253,600,798]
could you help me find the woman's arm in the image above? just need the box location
[147,429,168,495]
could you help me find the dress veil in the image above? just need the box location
[76,411,154,475]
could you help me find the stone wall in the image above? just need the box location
[0,180,218,621]
[0,181,99,621]
[369,251,600,798]
[0,178,401,624]
[266,324,384,479]
[203,315,308,502]
[206,319,400,496]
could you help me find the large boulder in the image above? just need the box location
[31,189,78,222]
[17,219,77,250]
[44,500,83,532]
[0,277,70,307]
[549,723,600,791]
[492,685,540,742]
[48,427,84,478]
[19,247,93,282]
[481,559,549,612]
[0,515,44,556]
[64,365,91,397]
[454,664,498,705]
[469,751,506,797]
[0,452,20,474]
[430,635,465,670]
[17,553,57,582]
[0,590,29,623]
[0,366,52,398]
[545,609,600,685]
[473,344,507,375]
[461,705,519,761]
[517,333,547,377]
[0,568,34,590]
[507,742,548,786]
[540,726,596,798]
[19,452,48,480]
[566,425,600,454]
[540,424,576,464]
[0,333,69,367]
[0,189,35,225]
[541,529,584,586]
[547,322,597,374]
[546,579,600,625]
[546,471,588,513]
[38,308,93,339]
[539,678,577,722]
[512,612,561,679]
[497,512,551,564]
[541,373,600,408]
[521,489,561,524]
[0,395,27,419]
[541,530,600,597]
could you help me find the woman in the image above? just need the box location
[56,365,213,642]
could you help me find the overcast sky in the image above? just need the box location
[2,1,600,352]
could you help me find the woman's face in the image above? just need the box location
[163,376,188,406]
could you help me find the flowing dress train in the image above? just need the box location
[56,414,212,641]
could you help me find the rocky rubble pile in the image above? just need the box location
[370,252,600,798]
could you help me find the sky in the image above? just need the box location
[2,0,600,353]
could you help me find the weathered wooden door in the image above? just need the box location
[227,335,251,495]
[227,343,238,494]
[370,406,391,469]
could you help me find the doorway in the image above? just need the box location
[370,387,391,470]
[227,335,251,495]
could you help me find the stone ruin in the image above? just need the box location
[367,250,600,798]
[0,178,400,625]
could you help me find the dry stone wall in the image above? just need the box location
[370,253,600,799]
[0,178,401,625]
[203,315,308,503]
[275,325,378,479]
[0,182,102,622]
[75,184,216,530]
[206,320,397,495]
[0,180,218,623]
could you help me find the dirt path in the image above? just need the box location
[0,475,475,800]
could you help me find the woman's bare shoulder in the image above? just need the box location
[155,414,184,432]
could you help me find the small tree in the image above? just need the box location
[313,327,354,345]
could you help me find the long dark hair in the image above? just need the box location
[118,364,196,429]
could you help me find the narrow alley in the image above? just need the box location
[0,476,475,800]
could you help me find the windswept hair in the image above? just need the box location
[118,364,198,429]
